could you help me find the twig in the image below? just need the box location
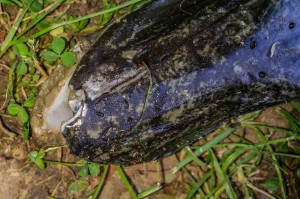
[34,175,56,186]
[0,118,17,137]
[51,4,71,18]
[245,180,276,199]
[21,86,27,100]
[22,3,70,21]
[51,178,63,197]
[0,11,11,30]
[0,63,10,70]
[32,57,48,86]
[0,87,9,111]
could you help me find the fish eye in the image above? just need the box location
[289,21,295,29]
[258,71,267,78]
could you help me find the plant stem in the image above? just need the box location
[92,165,109,199]
[116,165,138,199]
[44,160,86,167]
[243,123,300,141]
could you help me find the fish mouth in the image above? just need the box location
[61,59,150,130]
[30,65,76,136]
[60,103,84,134]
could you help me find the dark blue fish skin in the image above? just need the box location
[63,0,300,165]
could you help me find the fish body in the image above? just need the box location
[63,0,300,165]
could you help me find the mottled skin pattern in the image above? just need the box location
[63,0,300,165]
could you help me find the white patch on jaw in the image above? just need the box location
[87,126,102,139]
[106,115,119,125]
[82,67,147,101]
[68,89,85,113]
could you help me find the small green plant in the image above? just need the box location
[2,0,45,11]
[261,177,281,192]
[43,37,76,67]
[69,163,103,196]
[79,163,101,178]
[23,0,44,12]
[29,146,86,169]
[29,149,46,169]
[66,15,89,33]
[7,103,29,123]
[98,0,117,27]
[6,42,39,139]
[68,180,89,193]
[0,0,23,7]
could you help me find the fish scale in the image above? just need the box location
[62,0,300,165]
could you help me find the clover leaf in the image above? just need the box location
[52,37,65,55]
[29,150,46,169]
[61,51,76,67]
[88,163,101,178]
[16,61,28,76]
[43,37,76,67]
[78,163,101,178]
[43,50,59,62]
[13,43,29,56]
[7,103,29,123]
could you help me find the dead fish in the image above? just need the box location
[61,0,300,165]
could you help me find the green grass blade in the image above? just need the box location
[0,0,34,52]
[173,128,235,172]
[182,167,205,197]
[8,62,17,98]
[209,149,238,199]
[15,0,66,40]
[221,147,250,171]
[116,165,138,199]
[0,0,23,7]
[243,123,300,141]
[92,165,109,199]
[252,127,287,199]
[229,152,259,177]
[214,136,295,151]
[262,151,300,159]
[0,0,66,57]
[215,143,255,148]
[137,183,162,199]
[1,0,148,57]
[209,162,215,191]
[202,151,257,199]
[43,160,86,167]
[183,147,206,167]
[276,107,300,133]
[23,121,30,141]
[230,132,253,144]
[239,110,261,122]
[291,100,300,113]
[186,172,210,199]
[203,182,225,199]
